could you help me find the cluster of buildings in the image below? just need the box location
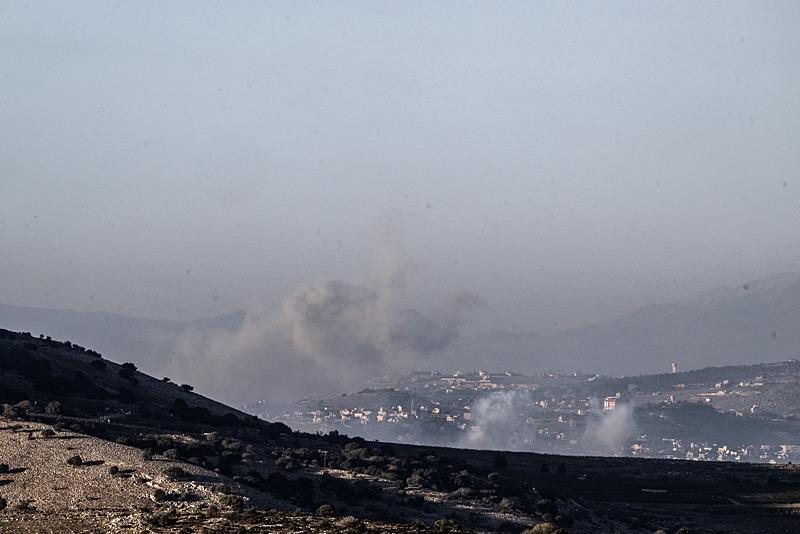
[251,362,800,464]
[630,437,800,463]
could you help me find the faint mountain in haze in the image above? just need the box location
[446,272,800,375]
[3,272,798,381]
[0,303,245,375]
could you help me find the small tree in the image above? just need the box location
[45,400,62,416]
[119,362,137,379]
[180,384,194,392]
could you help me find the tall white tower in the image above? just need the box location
[671,362,678,374]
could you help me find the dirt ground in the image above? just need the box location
[0,418,281,516]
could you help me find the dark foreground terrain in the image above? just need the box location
[1,328,799,533]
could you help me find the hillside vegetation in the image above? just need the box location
[1,328,800,533]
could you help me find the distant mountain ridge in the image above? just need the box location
[444,272,800,375]
[2,271,799,379]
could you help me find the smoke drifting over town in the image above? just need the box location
[167,243,484,404]
[582,403,638,455]
[458,390,638,455]
[461,390,537,451]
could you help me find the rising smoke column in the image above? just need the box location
[461,390,538,451]
[166,233,484,405]
[581,403,637,455]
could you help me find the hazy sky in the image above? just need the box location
[2,1,799,334]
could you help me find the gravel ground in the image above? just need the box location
[0,418,282,521]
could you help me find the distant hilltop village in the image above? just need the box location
[249,360,800,463]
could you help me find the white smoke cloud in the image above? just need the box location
[581,403,637,455]
[461,390,537,451]
[453,391,638,455]
[164,235,484,405]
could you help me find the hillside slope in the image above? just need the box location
[1,328,800,533]
[0,303,244,377]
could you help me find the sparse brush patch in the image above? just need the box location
[44,400,62,415]
[333,515,363,533]
[162,465,187,481]
[316,503,335,516]
[13,500,36,512]
[433,519,464,533]
[0,496,6,512]
[144,507,178,527]
[218,494,244,510]
[40,428,56,438]
[213,484,232,494]
[166,491,200,502]
[521,523,567,534]
[0,464,9,473]
[66,455,83,467]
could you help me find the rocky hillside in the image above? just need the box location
[2,327,800,533]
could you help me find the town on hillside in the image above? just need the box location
[247,361,800,464]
